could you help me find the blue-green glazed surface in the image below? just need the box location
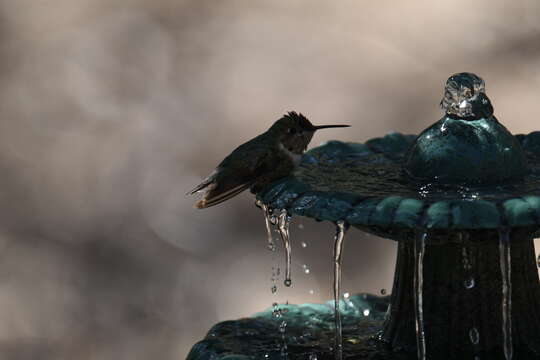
[256,131,540,231]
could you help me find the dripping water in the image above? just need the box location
[461,233,475,290]
[277,209,293,287]
[333,220,349,360]
[258,201,277,252]
[258,201,289,357]
[414,231,427,360]
[499,229,513,360]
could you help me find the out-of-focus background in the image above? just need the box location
[1,0,540,358]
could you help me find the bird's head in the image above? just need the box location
[269,112,349,154]
[440,72,493,120]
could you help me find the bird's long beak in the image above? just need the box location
[313,124,350,130]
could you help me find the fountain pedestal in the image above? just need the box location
[382,229,540,358]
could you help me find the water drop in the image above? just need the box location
[309,354,318,360]
[271,285,277,294]
[498,229,513,360]
[303,265,310,275]
[284,279,292,287]
[363,309,370,317]
[537,254,540,268]
[464,277,475,289]
[343,292,350,299]
[414,231,427,360]
[469,327,480,345]
[309,289,314,295]
[301,241,308,248]
[380,288,387,295]
[298,224,305,230]
[333,220,349,360]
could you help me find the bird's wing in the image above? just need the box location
[190,134,276,209]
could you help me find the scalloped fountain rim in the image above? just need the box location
[257,131,540,230]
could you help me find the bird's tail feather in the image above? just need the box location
[195,183,251,209]
[186,171,217,195]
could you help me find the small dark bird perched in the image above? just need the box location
[188,112,350,208]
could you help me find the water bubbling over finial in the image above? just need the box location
[440,72,493,120]
[405,72,527,184]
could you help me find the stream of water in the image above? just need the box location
[414,232,427,360]
[498,229,513,360]
[333,220,349,360]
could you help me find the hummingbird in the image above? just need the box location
[188,112,350,209]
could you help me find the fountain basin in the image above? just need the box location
[258,132,540,234]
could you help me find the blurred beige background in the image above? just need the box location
[1,0,540,359]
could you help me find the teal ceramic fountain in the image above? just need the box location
[188,73,540,359]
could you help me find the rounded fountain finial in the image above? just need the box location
[405,72,527,184]
[440,72,493,120]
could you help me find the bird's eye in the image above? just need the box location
[288,128,297,134]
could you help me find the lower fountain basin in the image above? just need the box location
[187,294,395,360]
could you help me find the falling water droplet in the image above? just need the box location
[464,277,475,289]
[333,220,349,360]
[343,292,350,299]
[309,289,314,295]
[363,309,370,317]
[302,264,310,274]
[277,209,293,287]
[309,354,318,360]
[499,229,513,360]
[469,327,480,345]
[380,288,387,295]
[298,223,305,230]
[279,320,287,333]
[414,231,427,360]
[271,285,277,294]
[301,241,308,248]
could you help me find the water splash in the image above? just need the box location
[499,229,513,360]
[277,209,292,287]
[279,320,288,358]
[333,220,349,360]
[414,231,427,360]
